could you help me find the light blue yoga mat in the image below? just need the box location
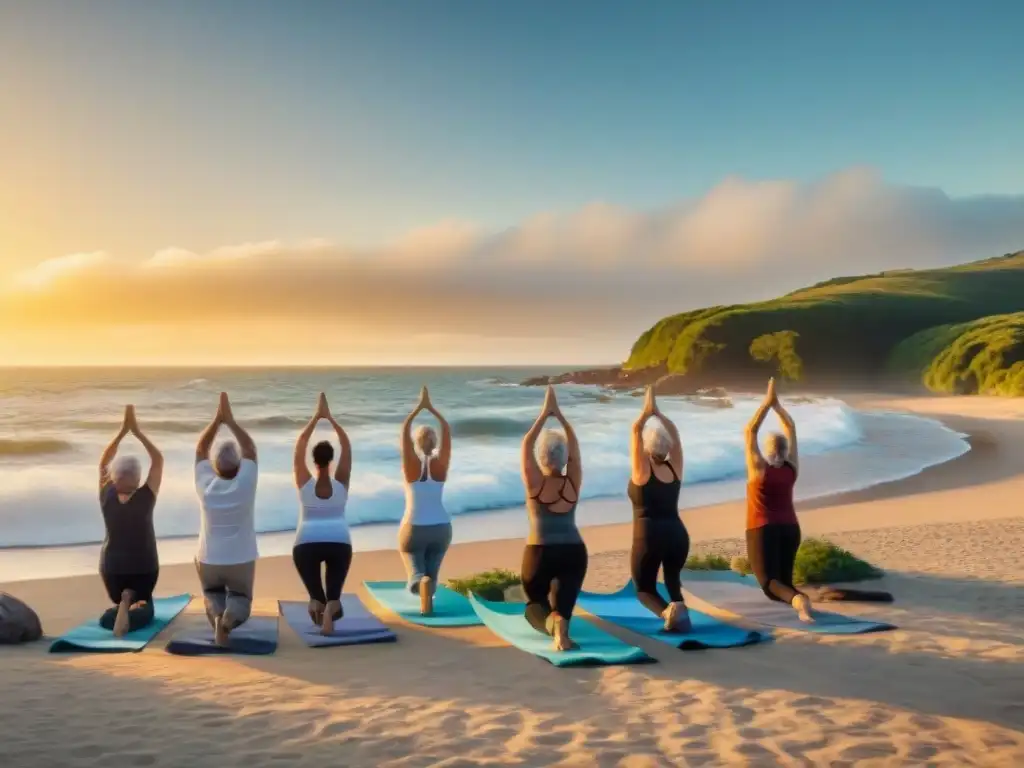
[279,595,397,647]
[577,583,769,649]
[49,594,192,653]
[680,570,895,634]
[363,581,482,627]
[165,615,279,655]
[468,594,654,668]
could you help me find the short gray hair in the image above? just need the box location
[765,432,789,461]
[642,423,672,459]
[214,441,241,473]
[110,455,141,484]
[536,429,568,473]
[413,425,438,456]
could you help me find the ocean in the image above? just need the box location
[0,367,969,581]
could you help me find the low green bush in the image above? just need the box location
[447,569,521,601]
[792,538,883,585]
[684,553,732,570]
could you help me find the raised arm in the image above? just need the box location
[219,393,257,462]
[771,395,799,471]
[196,402,223,464]
[423,389,452,480]
[293,401,320,489]
[127,406,164,495]
[631,386,656,485]
[745,379,775,476]
[320,394,353,488]
[549,392,582,493]
[401,388,428,483]
[655,399,684,480]
[521,386,554,493]
[99,410,130,495]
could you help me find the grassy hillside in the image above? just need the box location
[625,250,1024,393]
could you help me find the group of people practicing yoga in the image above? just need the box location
[97,377,813,650]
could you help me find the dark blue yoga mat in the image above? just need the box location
[680,571,895,634]
[468,594,654,668]
[363,581,482,627]
[279,595,397,647]
[577,583,769,649]
[49,594,192,653]
[164,615,279,655]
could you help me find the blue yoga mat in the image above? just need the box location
[49,594,192,653]
[363,581,482,627]
[165,615,279,655]
[577,583,769,649]
[279,595,397,647]
[468,594,654,667]
[680,570,895,634]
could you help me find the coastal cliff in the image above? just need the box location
[524,250,1024,396]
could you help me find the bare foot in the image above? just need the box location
[792,594,815,623]
[308,599,325,625]
[551,615,578,652]
[321,600,341,635]
[112,588,133,637]
[663,601,692,633]
[419,576,434,615]
[214,615,231,647]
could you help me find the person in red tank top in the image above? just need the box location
[744,378,815,623]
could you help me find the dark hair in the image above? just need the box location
[311,441,335,468]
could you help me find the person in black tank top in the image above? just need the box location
[97,406,165,637]
[627,387,692,632]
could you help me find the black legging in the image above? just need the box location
[521,543,588,634]
[631,518,690,615]
[746,523,804,604]
[292,542,353,612]
[99,570,159,632]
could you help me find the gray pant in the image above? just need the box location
[398,523,452,594]
[195,560,255,630]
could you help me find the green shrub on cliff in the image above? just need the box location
[448,569,521,601]
[890,312,1024,395]
[749,330,804,381]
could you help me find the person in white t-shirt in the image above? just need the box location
[194,392,259,647]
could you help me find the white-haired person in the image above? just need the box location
[97,405,164,636]
[628,386,691,632]
[398,386,453,615]
[194,392,260,646]
[520,385,587,652]
[744,377,815,623]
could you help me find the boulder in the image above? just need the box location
[0,593,43,644]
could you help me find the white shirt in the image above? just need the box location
[402,456,450,527]
[195,458,260,565]
[295,478,351,546]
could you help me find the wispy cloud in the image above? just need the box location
[4,169,1024,350]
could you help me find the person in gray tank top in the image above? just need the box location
[97,405,164,637]
[520,386,588,652]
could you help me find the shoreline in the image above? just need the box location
[3,392,1023,765]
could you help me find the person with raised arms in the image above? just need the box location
[292,392,353,635]
[194,392,260,646]
[97,405,164,637]
[744,377,815,623]
[628,386,691,632]
[520,385,587,651]
[398,386,453,616]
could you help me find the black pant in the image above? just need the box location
[99,570,159,632]
[521,542,588,634]
[292,542,353,609]
[631,518,690,615]
[746,524,804,604]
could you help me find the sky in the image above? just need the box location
[1,1,1023,366]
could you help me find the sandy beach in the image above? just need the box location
[2,394,1023,767]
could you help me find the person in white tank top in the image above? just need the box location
[292,393,353,636]
[397,386,453,616]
